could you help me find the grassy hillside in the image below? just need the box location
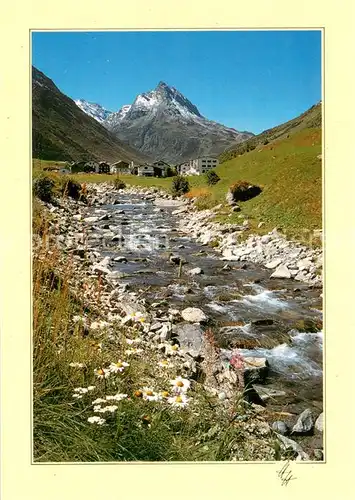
[220,102,321,163]
[211,128,322,240]
[32,66,150,164]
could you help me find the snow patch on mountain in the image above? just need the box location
[118,104,131,119]
[75,99,113,124]
[135,93,160,109]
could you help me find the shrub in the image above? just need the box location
[59,177,83,200]
[194,193,216,210]
[166,166,177,177]
[228,181,262,202]
[206,170,220,186]
[113,177,126,190]
[171,175,189,196]
[263,139,269,145]
[32,198,50,235]
[33,175,56,202]
[184,187,210,199]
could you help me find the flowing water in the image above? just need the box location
[88,193,323,416]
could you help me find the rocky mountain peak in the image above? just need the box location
[76,80,254,163]
[156,80,170,90]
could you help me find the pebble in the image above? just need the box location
[181,307,208,323]
[187,267,204,276]
[272,421,289,435]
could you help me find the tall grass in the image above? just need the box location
[32,205,279,462]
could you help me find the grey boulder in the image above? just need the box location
[181,307,208,323]
[270,264,292,279]
[292,408,313,434]
[272,421,289,436]
[174,323,204,358]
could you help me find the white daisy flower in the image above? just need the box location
[126,337,142,345]
[166,344,180,356]
[72,394,83,399]
[93,405,102,412]
[109,361,129,373]
[69,362,85,368]
[87,416,105,425]
[74,387,89,394]
[168,394,189,408]
[105,393,128,402]
[158,359,173,368]
[94,368,110,379]
[90,321,100,330]
[100,405,118,413]
[87,386,96,392]
[92,320,109,330]
[142,387,160,402]
[170,376,191,393]
[73,315,86,324]
[125,348,143,356]
[128,311,146,323]
[92,398,106,405]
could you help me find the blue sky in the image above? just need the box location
[32,30,321,134]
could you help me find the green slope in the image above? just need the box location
[220,102,321,163]
[217,128,321,236]
[180,126,322,241]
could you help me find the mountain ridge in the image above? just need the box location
[77,81,254,164]
[32,66,150,164]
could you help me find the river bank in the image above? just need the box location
[33,181,324,461]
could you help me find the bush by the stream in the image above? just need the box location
[33,174,56,202]
[194,193,216,210]
[171,175,189,196]
[113,177,126,190]
[206,170,220,186]
[166,166,177,177]
[228,180,262,202]
[59,177,83,201]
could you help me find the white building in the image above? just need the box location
[177,161,190,175]
[137,164,154,177]
[177,157,219,175]
[110,160,131,175]
[189,156,219,175]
